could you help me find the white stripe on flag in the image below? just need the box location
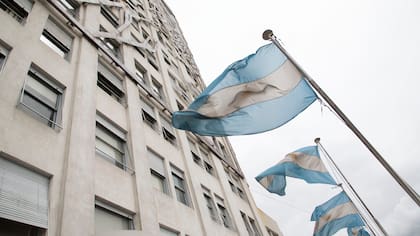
[316,202,359,233]
[281,152,329,173]
[196,60,301,118]
[258,175,274,189]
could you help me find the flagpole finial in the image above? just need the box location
[262,29,274,40]
[314,137,321,143]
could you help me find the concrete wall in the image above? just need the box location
[0,0,282,235]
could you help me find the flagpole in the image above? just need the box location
[263,29,420,207]
[315,138,388,236]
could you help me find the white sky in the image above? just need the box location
[164,0,420,235]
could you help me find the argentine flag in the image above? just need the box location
[348,227,370,236]
[311,191,365,236]
[172,43,317,136]
[255,146,336,196]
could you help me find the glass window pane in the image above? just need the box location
[147,150,165,175]
[96,125,124,152]
[22,93,54,123]
[175,189,187,204]
[96,137,123,164]
[26,75,58,104]
[151,172,165,192]
[159,227,178,236]
[0,53,5,70]
[40,34,66,58]
[95,206,130,233]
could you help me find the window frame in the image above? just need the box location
[95,114,132,172]
[97,62,125,103]
[99,26,121,58]
[0,0,33,23]
[57,0,80,16]
[0,42,10,73]
[134,61,147,85]
[19,65,64,130]
[100,5,119,28]
[215,196,232,229]
[94,200,135,232]
[171,166,190,206]
[40,17,73,60]
[202,186,218,222]
[161,116,176,145]
[147,149,169,194]
[140,98,157,129]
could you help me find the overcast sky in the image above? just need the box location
[164,0,420,235]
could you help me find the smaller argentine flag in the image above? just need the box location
[311,191,365,236]
[172,43,317,136]
[255,146,336,196]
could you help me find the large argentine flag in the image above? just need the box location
[255,146,336,196]
[311,191,365,236]
[172,43,317,136]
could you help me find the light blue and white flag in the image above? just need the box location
[255,146,336,196]
[311,191,365,236]
[347,227,370,236]
[172,43,317,136]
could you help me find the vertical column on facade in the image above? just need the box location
[124,79,159,235]
[58,4,100,236]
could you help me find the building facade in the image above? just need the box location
[0,0,283,235]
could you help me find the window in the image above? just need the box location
[40,17,73,59]
[225,168,246,200]
[0,0,33,23]
[171,166,190,206]
[0,42,10,73]
[147,150,168,194]
[140,99,156,129]
[0,157,49,230]
[97,62,125,103]
[188,139,202,166]
[159,226,179,236]
[161,117,176,145]
[162,51,171,66]
[19,65,64,129]
[267,227,279,236]
[249,217,261,236]
[100,5,119,27]
[0,218,44,236]
[130,33,145,57]
[57,0,79,16]
[176,100,184,111]
[219,142,230,160]
[95,113,130,171]
[241,212,253,236]
[99,26,120,58]
[126,0,137,11]
[95,201,134,233]
[134,61,147,85]
[147,51,159,71]
[141,27,151,43]
[202,187,218,222]
[151,78,164,100]
[216,196,232,229]
[201,150,214,175]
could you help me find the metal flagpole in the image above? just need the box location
[262,29,420,206]
[315,138,388,236]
